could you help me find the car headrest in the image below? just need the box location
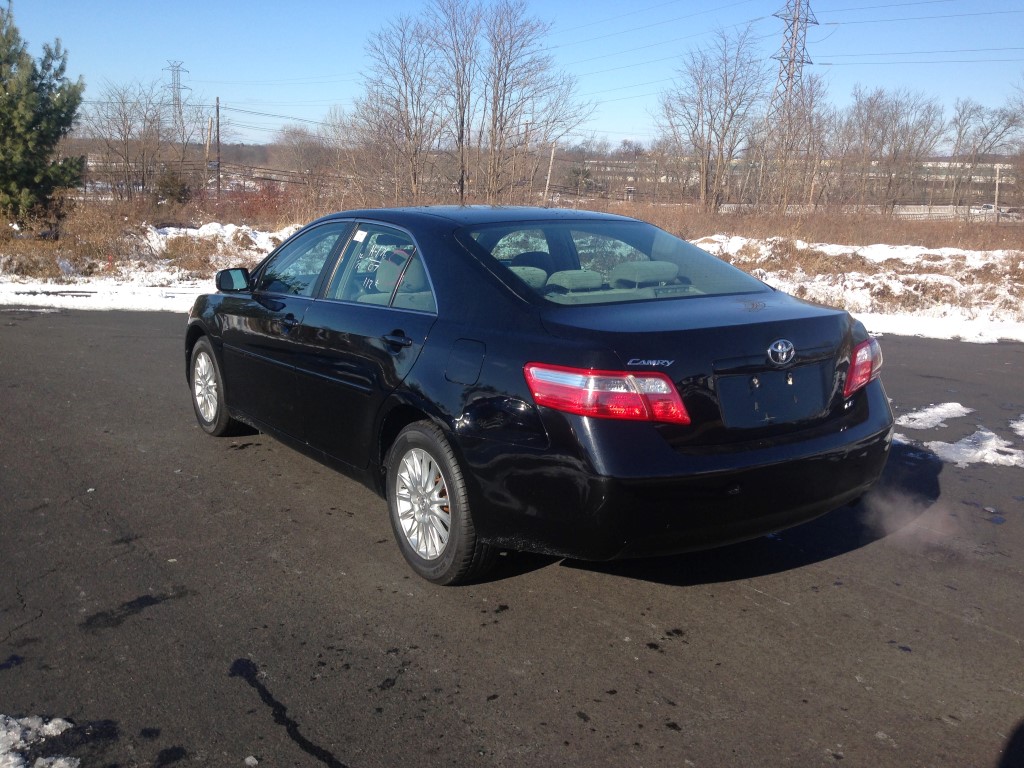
[399,258,429,292]
[610,260,679,288]
[510,266,548,289]
[547,270,603,292]
[511,250,556,275]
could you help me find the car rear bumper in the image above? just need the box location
[464,381,894,561]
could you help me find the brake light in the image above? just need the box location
[524,363,690,425]
[843,338,883,398]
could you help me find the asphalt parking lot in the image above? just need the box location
[1,308,1023,767]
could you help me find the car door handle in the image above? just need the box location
[383,332,413,349]
[281,313,300,331]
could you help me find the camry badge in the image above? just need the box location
[627,358,674,367]
[768,339,796,366]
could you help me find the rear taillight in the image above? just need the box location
[523,363,691,425]
[843,337,883,398]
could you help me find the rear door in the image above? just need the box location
[219,221,352,434]
[290,223,438,468]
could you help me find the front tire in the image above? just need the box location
[189,337,238,436]
[386,422,494,585]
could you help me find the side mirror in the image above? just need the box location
[216,268,251,292]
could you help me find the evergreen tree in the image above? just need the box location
[0,2,84,225]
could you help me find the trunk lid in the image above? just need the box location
[540,292,860,446]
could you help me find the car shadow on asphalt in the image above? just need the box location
[496,440,943,587]
[998,718,1024,768]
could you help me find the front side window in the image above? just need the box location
[256,222,350,296]
[457,220,769,305]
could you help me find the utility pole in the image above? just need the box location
[216,97,222,202]
[994,165,1001,223]
[204,116,213,199]
[543,144,556,207]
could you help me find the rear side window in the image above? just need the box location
[457,220,768,305]
[326,224,436,313]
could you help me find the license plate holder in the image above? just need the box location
[717,363,829,428]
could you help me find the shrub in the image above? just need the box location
[163,235,221,276]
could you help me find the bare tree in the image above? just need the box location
[479,0,590,204]
[428,0,483,203]
[875,89,944,211]
[85,80,166,200]
[165,95,212,202]
[793,74,835,208]
[945,97,1021,208]
[828,86,944,212]
[340,0,589,205]
[356,15,442,204]
[748,71,833,210]
[658,27,768,211]
[277,124,338,217]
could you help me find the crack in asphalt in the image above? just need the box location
[1,583,44,645]
[229,658,349,768]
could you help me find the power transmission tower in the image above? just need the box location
[754,0,818,209]
[164,60,190,134]
[768,0,817,122]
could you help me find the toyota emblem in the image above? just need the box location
[768,339,796,366]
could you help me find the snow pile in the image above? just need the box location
[696,235,1024,342]
[1,225,1024,342]
[143,222,299,266]
[0,715,78,768]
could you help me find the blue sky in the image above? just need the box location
[12,0,1024,146]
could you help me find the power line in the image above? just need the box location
[550,0,694,36]
[820,8,1024,25]
[819,57,1024,65]
[189,74,360,87]
[817,45,1024,58]
[817,0,956,13]
[565,22,773,68]
[548,0,764,51]
[221,107,326,126]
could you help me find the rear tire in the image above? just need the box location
[189,337,238,436]
[385,422,494,585]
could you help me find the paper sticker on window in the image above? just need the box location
[353,230,367,243]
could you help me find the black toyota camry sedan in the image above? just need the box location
[185,206,893,584]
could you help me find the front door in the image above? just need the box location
[220,221,352,434]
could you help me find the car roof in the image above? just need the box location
[307,206,637,230]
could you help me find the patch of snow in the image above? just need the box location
[1012,416,1024,439]
[895,403,974,430]
[858,314,1024,344]
[924,428,1024,469]
[0,715,78,768]
[0,278,205,313]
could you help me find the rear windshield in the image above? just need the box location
[455,219,769,305]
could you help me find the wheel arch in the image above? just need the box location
[184,322,210,381]
[374,400,454,497]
